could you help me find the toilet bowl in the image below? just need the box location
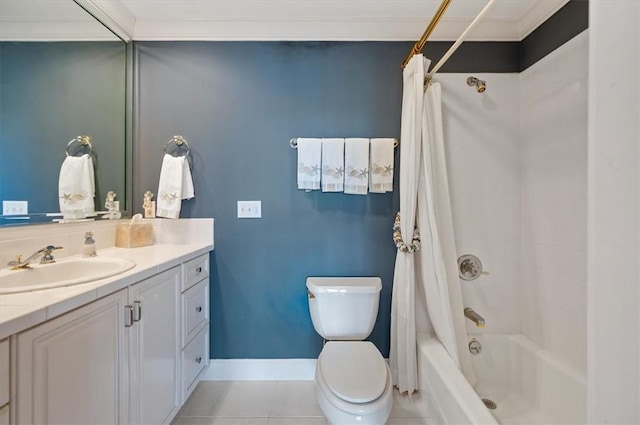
[314,341,393,425]
[306,277,393,425]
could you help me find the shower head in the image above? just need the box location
[466,76,486,93]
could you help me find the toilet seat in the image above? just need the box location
[317,341,388,403]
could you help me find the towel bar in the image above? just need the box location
[290,138,398,149]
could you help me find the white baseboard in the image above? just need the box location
[201,359,317,381]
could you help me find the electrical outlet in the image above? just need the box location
[237,201,262,219]
[2,200,28,216]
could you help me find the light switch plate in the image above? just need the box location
[3,200,28,215]
[237,201,261,218]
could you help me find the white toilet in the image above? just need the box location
[306,277,393,425]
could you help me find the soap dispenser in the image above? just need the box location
[83,231,97,257]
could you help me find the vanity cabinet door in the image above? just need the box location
[14,289,129,425]
[128,266,181,425]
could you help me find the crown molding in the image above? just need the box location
[517,0,571,39]
[126,0,571,42]
[74,0,135,42]
[0,0,571,42]
[131,14,554,42]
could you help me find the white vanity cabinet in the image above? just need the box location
[128,266,181,425]
[0,338,9,425]
[14,289,130,425]
[10,252,211,425]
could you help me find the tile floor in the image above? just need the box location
[171,381,433,425]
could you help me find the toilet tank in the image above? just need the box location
[306,277,382,340]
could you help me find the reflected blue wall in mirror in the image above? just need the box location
[0,41,126,221]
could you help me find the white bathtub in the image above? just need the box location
[417,333,586,424]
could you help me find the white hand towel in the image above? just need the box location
[344,138,370,195]
[58,154,95,218]
[369,138,395,193]
[156,154,195,219]
[297,138,322,191]
[321,138,345,192]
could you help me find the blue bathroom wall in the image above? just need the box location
[133,42,412,358]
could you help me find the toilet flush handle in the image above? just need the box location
[308,291,315,299]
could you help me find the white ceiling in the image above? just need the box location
[2,0,570,42]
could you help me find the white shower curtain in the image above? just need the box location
[390,54,476,394]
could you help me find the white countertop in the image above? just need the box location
[0,243,213,340]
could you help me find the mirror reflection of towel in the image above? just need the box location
[58,154,95,219]
[156,154,194,219]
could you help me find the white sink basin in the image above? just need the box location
[0,257,136,295]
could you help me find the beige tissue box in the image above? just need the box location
[115,222,154,248]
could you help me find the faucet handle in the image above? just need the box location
[40,246,63,264]
[8,254,29,270]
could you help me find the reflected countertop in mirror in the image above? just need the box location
[0,0,129,226]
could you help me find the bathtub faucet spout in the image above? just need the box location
[464,308,485,328]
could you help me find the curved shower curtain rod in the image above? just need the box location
[402,0,498,81]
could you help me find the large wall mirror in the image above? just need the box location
[0,0,130,225]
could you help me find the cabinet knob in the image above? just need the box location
[196,267,202,274]
[195,356,202,364]
[196,306,202,313]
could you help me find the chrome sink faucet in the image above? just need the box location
[7,245,64,270]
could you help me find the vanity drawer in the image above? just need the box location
[0,338,8,408]
[182,254,209,292]
[182,326,209,401]
[182,279,209,347]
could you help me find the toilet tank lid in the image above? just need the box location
[306,277,382,294]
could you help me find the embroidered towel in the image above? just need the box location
[321,138,345,192]
[58,154,95,218]
[297,138,322,190]
[369,138,395,193]
[344,138,370,195]
[156,154,195,219]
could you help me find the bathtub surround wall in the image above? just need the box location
[520,32,588,376]
[417,32,589,423]
[587,2,640,423]
[436,73,521,337]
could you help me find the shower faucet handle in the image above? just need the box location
[457,254,488,281]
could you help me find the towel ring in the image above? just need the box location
[289,138,399,149]
[65,135,93,157]
[163,135,190,157]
